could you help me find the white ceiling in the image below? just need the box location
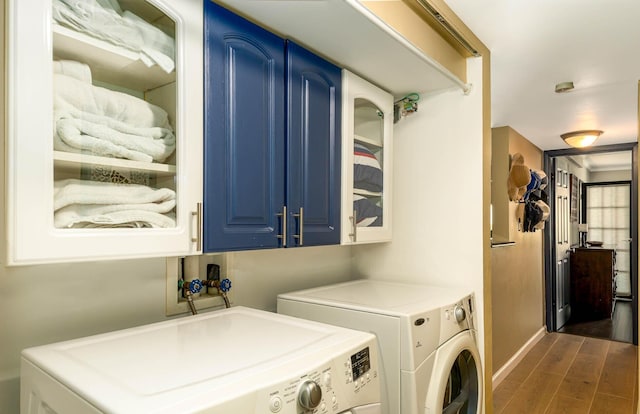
[444,0,640,152]
[569,151,632,172]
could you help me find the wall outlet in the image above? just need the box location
[165,254,233,316]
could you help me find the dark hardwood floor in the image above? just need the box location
[559,301,633,343]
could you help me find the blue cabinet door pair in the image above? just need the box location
[203,1,341,252]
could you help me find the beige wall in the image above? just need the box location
[361,0,467,82]
[490,126,545,373]
[491,128,512,243]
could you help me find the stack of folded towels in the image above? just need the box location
[54,179,176,228]
[353,143,384,227]
[53,60,178,228]
[53,60,175,163]
[52,0,175,73]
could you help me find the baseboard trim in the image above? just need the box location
[492,327,546,389]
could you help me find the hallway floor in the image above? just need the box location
[493,333,638,414]
[559,301,633,343]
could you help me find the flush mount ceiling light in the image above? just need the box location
[561,130,603,148]
[555,81,575,93]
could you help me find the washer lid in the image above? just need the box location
[279,279,471,316]
[22,307,372,412]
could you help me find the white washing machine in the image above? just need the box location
[277,280,483,414]
[21,306,382,414]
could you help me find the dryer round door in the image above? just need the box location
[424,331,482,414]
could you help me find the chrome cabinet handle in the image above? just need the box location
[191,203,202,251]
[293,207,304,246]
[349,209,357,242]
[277,206,287,247]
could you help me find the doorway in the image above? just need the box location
[544,143,638,345]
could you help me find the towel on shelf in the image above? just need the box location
[54,179,176,228]
[54,72,176,163]
[52,0,175,73]
[354,194,383,227]
[122,10,174,73]
[354,143,383,193]
[55,208,176,228]
[54,178,175,210]
[53,60,92,83]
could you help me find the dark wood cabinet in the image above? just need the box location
[569,248,615,321]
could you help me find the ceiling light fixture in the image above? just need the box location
[561,130,603,148]
[555,81,575,93]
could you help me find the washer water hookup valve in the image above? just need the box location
[178,278,232,315]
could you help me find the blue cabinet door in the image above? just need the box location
[203,1,285,252]
[286,41,342,246]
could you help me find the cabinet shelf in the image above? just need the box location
[52,24,175,92]
[354,134,383,148]
[354,189,382,197]
[53,151,176,176]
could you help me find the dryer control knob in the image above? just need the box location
[298,380,322,410]
[454,306,466,323]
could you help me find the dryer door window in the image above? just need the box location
[442,350,480,414]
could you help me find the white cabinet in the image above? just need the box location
[341,70,393,244]
[6,0,203,264]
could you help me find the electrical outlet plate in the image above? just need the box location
[165,253,233,316]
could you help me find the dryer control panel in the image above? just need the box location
[405,294,476,370]
[440,294,474,342]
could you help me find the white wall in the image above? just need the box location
[589,169,632,182]
[352,58,486,358]
[227,246,354,312]
[0,247,353,413]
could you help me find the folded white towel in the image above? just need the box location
[54,179,175,211]
[55,196,176,216]
[123,11,175,73]
[55,208,176,228]
[54,73,171,129]
[52,0,175,73]
[96,0,122,14]
[54,179,176,228]
[53,60,92,83]
[55,109,175,162]
[54,73,176,162]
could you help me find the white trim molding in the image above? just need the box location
[492,327,547,389]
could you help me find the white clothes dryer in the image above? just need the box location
[21,306,382,414]
[278,280,483,414]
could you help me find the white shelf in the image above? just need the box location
[52,24,175,92]
[54,151,176,176]
[216,0,469,98]
[354,189,382,197]
[354,134,383,148]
